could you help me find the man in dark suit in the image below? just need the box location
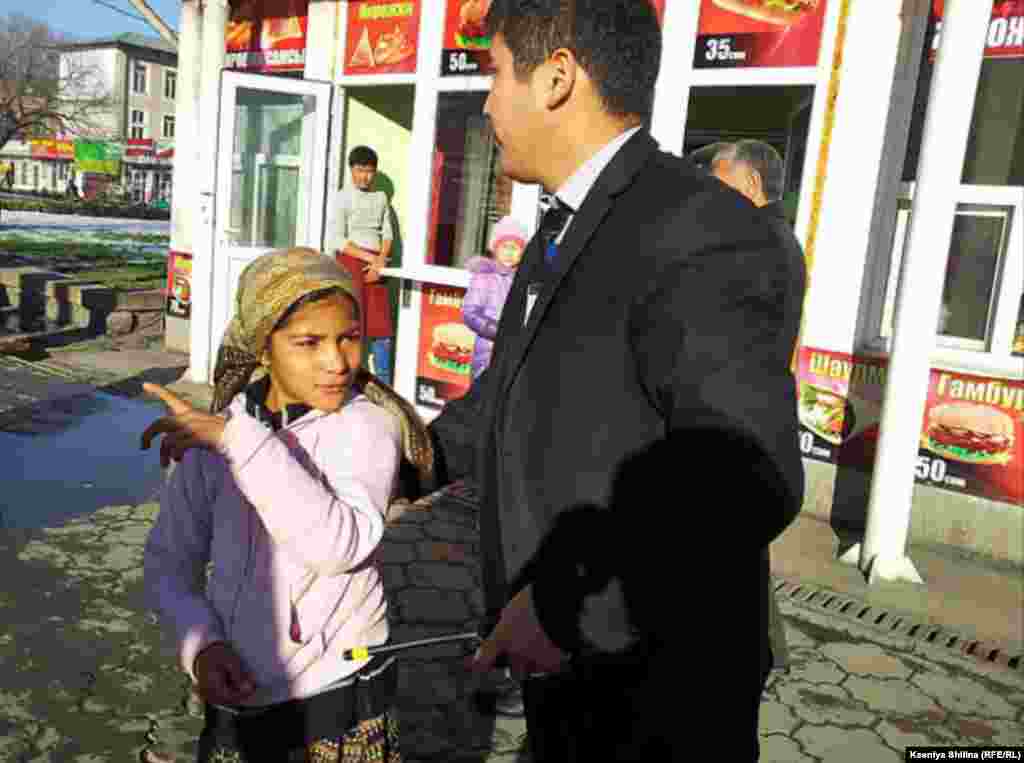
[428,2,807,759]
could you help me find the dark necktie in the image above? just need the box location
[539,197,573,265]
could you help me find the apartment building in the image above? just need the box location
[0,33,177,201]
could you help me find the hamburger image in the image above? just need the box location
[712,0,820,26]
[921,402,1016,466]
[374,25,416,66]
[456,0,491,48]
[262,14,304,47]
[429,323,474,376]
[798,382,853,445]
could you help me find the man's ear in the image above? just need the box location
[747,168,764,198]
[543,47,576,110]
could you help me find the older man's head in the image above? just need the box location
[711,140,785,208]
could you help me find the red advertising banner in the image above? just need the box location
[344,1,420,75]
[931,0,1024,60]
[695,0,829,69]
[796,346,1024,505]
[29,138,74,160]
[416,284,473,408]
[440,0,665,76]
[441,0,493,76]
[125,138,154,158]
[226,0,308,72]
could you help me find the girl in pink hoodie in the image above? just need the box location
[142,248,432,762]
[462,216,529,380]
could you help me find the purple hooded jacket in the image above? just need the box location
[462,255,517,380]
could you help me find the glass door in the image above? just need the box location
[211,71,334,377]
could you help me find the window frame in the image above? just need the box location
[164,69,177,101]
[130,109,146,140]
[162,114,176,139]
[864,182,1024,379]
[132,61,148,95]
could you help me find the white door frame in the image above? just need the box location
[205,70,335,382]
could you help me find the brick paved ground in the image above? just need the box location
[1,358,1021,761]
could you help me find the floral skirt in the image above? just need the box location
[200,713,401,763]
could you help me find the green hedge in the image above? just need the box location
[0,196,170,220]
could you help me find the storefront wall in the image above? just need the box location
[176,0,1021,566]
[797,0,1023,566]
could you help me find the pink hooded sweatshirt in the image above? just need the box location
[143,392,400,707]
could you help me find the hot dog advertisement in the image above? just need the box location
[441,0,665,76]
[797,346,1024,505]
[416,284,473,408]
[695,0,828,68]
[344,1,421,75]
[226,0,308,72]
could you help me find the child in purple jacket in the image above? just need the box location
[462,216,529,380]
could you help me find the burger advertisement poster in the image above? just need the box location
[930,1,1024,61]
[416,284,473,409]
[344,1,421,75]
[225,0,308,73]
[694,0,828,69]
[797,347,1023,505]
[440,0,664,76]
[441,0,493,76]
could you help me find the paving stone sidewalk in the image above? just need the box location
[1,358,1022,761]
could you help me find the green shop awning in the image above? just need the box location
[74,140,123,176]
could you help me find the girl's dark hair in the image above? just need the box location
[272,287,360,333]
[485,0,662,119]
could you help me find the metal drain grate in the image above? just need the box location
[773,578,1024,674]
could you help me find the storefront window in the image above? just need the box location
[878,11,1023,360]
[903,17,1024,187]
[682,85,814,225]
[882,202,1015,351]
[226,88,306,248]
[426,92,513,269]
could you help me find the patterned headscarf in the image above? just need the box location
[210,247,433,484]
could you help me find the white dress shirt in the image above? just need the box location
[550,125,643,244]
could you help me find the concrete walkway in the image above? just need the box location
[0,349,1020,761]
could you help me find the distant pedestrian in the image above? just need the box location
[462,215,528,380]
[141,248,433,762]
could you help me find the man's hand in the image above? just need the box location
[140,383,227,468]
[193,642,257,705]
[469,585,569,679]
[365,252,388,283]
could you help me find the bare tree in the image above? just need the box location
[0,13,114,153]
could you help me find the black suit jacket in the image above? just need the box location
[429,131,806,678]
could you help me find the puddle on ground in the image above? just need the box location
[0,391,166,529]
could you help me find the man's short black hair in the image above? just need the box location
[485,0,662,119]
[348,145,378,168]
[714,140,786,202]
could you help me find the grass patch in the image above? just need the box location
[0,233,168,291]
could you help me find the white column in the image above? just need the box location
[169,1,201,275]
[648,1,699,156]
[392,4,445,404]
[304,0,338,81]
[309,0,344,253]
[188,0,229,384]
[846,0,992,584]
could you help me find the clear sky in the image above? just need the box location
[4,0,181,42]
